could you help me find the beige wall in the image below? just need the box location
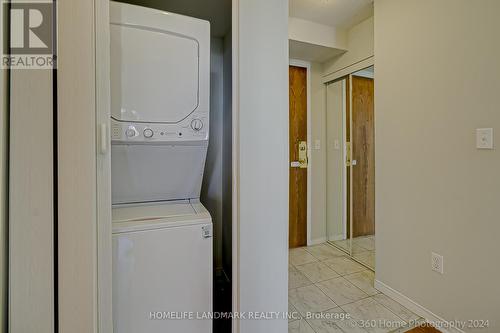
[289,17,347,50]
[375,0,500,331]
[10,70,54,333]
[323,16,373,77]
[58,0,99,332]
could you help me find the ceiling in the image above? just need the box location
[118,0,231,37]
[289,0,374,29]
[289,40,345,63]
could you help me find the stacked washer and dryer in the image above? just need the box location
[109,2,212,333]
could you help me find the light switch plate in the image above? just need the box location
[314,139,321,150]
[476,128,494,149]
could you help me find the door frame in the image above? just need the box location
[289,59,312,246]
[325,77,348,242]
[91,1,242,332]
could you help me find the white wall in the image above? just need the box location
[375,0,500,331]
[235,0,289,332]
[0,3,7,330]
[289,17,346,50]
[323,16,374,78]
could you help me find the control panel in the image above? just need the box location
[111,115,208,143]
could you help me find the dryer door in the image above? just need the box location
[111,24,199,123]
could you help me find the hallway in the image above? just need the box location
[289,244,423,332]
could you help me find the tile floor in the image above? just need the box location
[331,235,375,270]
[289,243,423,333]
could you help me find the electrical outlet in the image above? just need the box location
[431,252,444,274]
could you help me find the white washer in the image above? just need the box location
[112,200,212,333]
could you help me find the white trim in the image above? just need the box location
[341,79,348,240]
[348,75,353,248]
[323,56,374,84]
[375,280,466,333]
[327,234,344,242]
[310,237,326,246]
[231,0,240,332]
[289,59,312,246]
[95,0,113,332]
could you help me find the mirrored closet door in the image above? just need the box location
[326,66,375,270]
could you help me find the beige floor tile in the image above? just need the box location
[341,298,406,333]
[306,307,368,333]
[331,239,351,252]
[305,244,346,261]
[353,251,375,269]
[316,277,369,306]
[289,285,338,316]
[289,265,313,289]
[290,249,318,266]
[289,301,303,322]
[290,247,308,256]
[353,237,375,251]
[323,256,367,276]
[372,294,421,324]
[352,244,370,255]
[344,271,379,296]
[289,318,316,333]
[296,262,340,283]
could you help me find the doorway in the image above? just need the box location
[326,66,375,270]
[289,64,308,248]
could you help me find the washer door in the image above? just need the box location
[111,24,199,123]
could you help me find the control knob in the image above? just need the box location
[191,119,203,131]
[143,128,154,138]
[125,127,136,138]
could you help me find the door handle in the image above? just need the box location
[298,141,308,169]
[346,142,352,166]
[99,123,108,154]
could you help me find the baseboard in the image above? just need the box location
[328,234,345,241]
[375,280,465,333]
[309,237,326,246]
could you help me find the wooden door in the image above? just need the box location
[289,66,307,248]
[351,76,375,237]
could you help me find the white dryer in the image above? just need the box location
[110,0,210,204]
[109,2,212,333]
